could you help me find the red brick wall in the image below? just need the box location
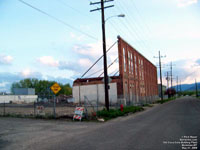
[117,36,158,98]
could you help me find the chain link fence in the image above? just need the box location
[0,94,158,119]
[0,101,77,118]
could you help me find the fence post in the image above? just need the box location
[96,85,99,112]
[84,96,88,119]
[53,95,56,118]
[3,101,5,116]
[34,101,36,116]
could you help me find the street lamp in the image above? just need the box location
[105,14,125,22]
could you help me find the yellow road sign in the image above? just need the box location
[50,83,61,94]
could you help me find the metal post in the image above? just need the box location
[3,101,5,116]
[53,95,56,118]
[195,79,198,97]
[79,85,81,105]
[159,51,163,102]
[97,85,99,112]
[176,76,178,97]
[167,72,169,89]
[171,62,173,88]
[101,0,109,111]
[34,101,36,116]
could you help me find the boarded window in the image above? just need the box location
[123,48,126,72]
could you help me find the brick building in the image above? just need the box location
[73,36,158,105]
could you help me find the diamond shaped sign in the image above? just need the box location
[50,83,61,94]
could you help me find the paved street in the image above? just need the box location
[0,96,200,150]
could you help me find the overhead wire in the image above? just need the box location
[130,1,154,37]
[110,4,149,50]
[81,41,117,78]
[115,2,152,53]
[113,70,119,76]
[109,14,149,56]
[85,68,104,78]
[122,1,155,51]
[114,1,156,59]
[56,0,99,22]
[54,0,121,78]
[109,68,119,76]
[98,57,119,77]
[18,0,98,41]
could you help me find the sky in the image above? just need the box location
[0,0,200,92]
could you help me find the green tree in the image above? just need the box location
[11,78,72,96]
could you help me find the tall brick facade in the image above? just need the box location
[117,36,158,103]
[73,36,158,104]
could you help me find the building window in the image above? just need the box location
[135,56,137,77]
[123,48,126,72]
[128,51,131,74]
[131,53,133,74]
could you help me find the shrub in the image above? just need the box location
[97,106,143,120]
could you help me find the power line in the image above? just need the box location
[129,1,154,40]
[55,0,120,54]
[115,1,156,59]
[18,0,98,41]
[98,57,118,77]
[113,70,119,76]
[56,0,99,22]
[86,68,104,78]
[113,2,155,58]
[81,40,117,78]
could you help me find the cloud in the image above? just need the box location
[38,56,59,67]
[37,38,118,79]
[195,59,200,65]
[73,41,103,59]
[72,39,118,59]
[37,56,95,73]
[177,0,198,7]
[69,32,85,41]
[58,61,78,71]
[161,58,200,86]
[0,54,13,65]
[45,76,73,85]
[20,69,42,78]
[0,82,9,88]
[78,58,93,68]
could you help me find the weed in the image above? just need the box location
[97,106,143,120]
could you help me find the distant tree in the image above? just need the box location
[10,78,72,96]
[60,83,72,95]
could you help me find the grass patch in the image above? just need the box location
[97,106,143,121]
[156,97,176,104]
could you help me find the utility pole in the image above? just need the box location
[90,0,114,111]
[154,51,166,101]
[195,79,198,97]
[165,71,170,89]
[180,79,182,93]
[176,76,178,96]
[170,62,175,88]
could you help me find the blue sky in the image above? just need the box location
[0,0,200,92]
